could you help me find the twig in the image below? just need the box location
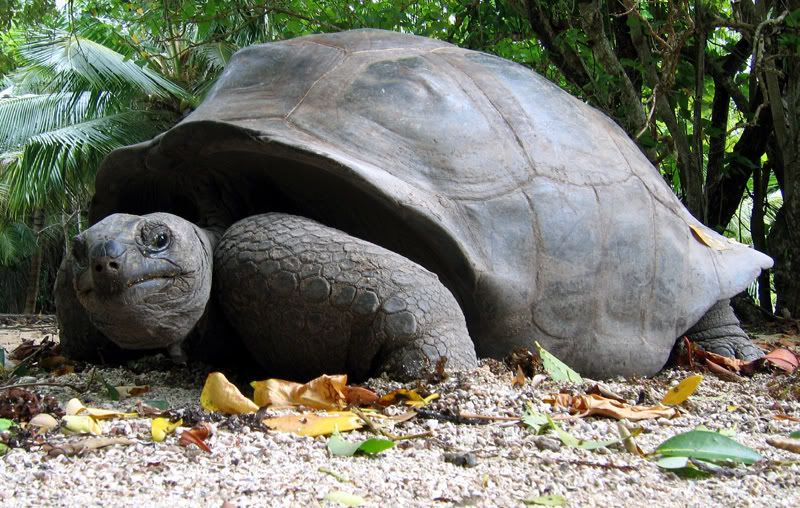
[0,380,84,392]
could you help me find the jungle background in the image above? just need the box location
[0,0,798,320]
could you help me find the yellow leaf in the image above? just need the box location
[201,372,259,414]
[661,375,704,405]
[689,225,732,251]
[136,8,144,15]
[251,374,348,409]
[62,415,102,435]
[378,388,439,408]
[151,417,183,442]
[65,398,136,419]
[262,411,364,437]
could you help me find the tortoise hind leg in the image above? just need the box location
[686,299,764,361]
[214,213,478,381]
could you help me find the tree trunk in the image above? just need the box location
[750,166,771,313]
[23,209,45,314]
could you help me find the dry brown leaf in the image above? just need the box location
[252,375,345,409]
[178,422,213,452]
[766,437,800,454]
[763,349,799,373]
[262,411,364,437]
[115,385,151,398]
[512,366,526,387]
[545,393,678,421]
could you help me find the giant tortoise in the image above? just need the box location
[55,29,773,380]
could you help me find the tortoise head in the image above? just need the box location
[69,212,214,351]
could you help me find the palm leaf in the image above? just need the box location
[3,109,175,214]
[20,31,192,103]
[0,92,110,148]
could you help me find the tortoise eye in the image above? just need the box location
[152,232,169,250]
[142,225,171,252]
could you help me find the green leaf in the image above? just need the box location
[790,430,800,439]
[0,418,14,432]
[101,376,120,401]
[323,490,365,506]
[535,342,582,382]
[0,443,8,456]
[655,456,711,479]
[546,415,620,450]
[142,400,169,410]
[523,495,568,506]
[655,430,762,465]
[522,405,549,434]
[327,432,394,457]
[0,347,5,369]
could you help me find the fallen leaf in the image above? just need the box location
[0,418,13,431]
[535,342,582,382]
[545,393,678,420]
[151,417,182,442]
[62,415,102,435]
[327,432,394,457]
[655,430,762,465]
[251,374,377,410]
[792,431,800,439]
[178,422,213,452]
[766,437,800,454]
[115,385,151,398]
[763,349,799,373]
[521,405,549,434]
[323,490,365,506]
[65,398,136,419]
[135,400,168,417]
[512,365,526,387]
[263,411,364,437]
[378,388,438,408]
[616,422,645,456]
[200,372,259,414]
[773,414,800,423]
[43,437,135,457]
[661,375,704,405]
[28,413,59,433]
[523,495,568,506]
[690,224,732,250]
[703,358,746,382]
[586,383,626,403]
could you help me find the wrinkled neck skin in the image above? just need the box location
[71,212,216,357]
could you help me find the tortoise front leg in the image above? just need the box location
[214,213,478,381]
[686,299,764,361]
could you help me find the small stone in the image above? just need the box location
[443,452,478,468]
[534,436,562,452]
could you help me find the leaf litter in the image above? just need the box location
[0,333,799,505]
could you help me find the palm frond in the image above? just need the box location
[0,221,37,266]
[3,109,176,215]
[0,92,111,149]
[20,31,192,102]
[193,41,237,70]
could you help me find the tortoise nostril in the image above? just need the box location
[95,264,103,273]
[109,261,119,270]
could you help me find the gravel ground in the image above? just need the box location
[0,319,799,507]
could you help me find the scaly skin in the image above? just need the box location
[214,213,478,380]
[686,299,764,361]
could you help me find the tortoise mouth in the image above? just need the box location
[126,273,179,289]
